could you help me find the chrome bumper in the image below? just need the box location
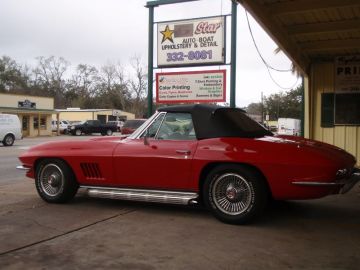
[340,168,360,194]
[292,168,360,194]
[16,165,31,171]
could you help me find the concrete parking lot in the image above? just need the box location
[0,135,359,269]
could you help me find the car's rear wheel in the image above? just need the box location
[35,159,79,203]
[75,129,82,136]
[3,134,15,146]
[203,164,268,224]
[106,129,113,136]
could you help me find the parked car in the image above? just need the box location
[17,104,359,224]
[121,119,146,135]
[51,120,70,134]
[0,114,22,146]
[69,120,117,136]
[107,120,124,132]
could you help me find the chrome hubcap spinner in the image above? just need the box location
[212,173,253,215]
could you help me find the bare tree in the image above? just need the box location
[96,61,129,110]
[33,56,70,107]
[128,56,147,117]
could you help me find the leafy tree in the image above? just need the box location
[246,102,262,116]
[263,84,303,120]
[0,56,28,92]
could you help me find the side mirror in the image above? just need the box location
[144,129,150,145]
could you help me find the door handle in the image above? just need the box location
[176,150,191,155]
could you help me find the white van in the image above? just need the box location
[277,118,301,136]
[0,114,22,146]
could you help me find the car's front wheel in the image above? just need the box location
[3,134,15,146]
[35,159,79,203]
[203,164,268,224]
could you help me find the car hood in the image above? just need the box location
[21,138,120,156]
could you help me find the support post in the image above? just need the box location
[230,1,238,108]
[147,6,154,117]
[300,76,305,137]
[57,113,60,136]
[38,113,41,136]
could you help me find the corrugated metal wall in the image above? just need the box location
[311,62,360,166]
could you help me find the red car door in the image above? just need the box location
[113,138,197,190]
[113,112,198,191]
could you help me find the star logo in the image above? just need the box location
[160,25,174,44]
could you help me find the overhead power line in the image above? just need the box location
[245,10,299,90]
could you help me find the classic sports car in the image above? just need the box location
[17,105,360,224]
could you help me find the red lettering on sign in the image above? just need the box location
[195,22,221,34]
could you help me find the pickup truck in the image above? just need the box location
[69,120,117,136]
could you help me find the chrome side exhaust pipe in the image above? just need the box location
[82,186,198,205]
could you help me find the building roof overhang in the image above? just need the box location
[238,0,360,75]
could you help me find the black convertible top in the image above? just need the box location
[158,104,272,140]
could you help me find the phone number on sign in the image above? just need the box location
[166,50,213,62]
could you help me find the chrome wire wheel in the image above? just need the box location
[212,173,253,216]
[39,164,64,197]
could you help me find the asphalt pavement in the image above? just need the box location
[0,135,359,269]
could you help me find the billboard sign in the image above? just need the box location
[157,16,225,67]
[335,55,360,92]
[156,70,226,104]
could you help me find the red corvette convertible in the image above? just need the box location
[17,105,359,224]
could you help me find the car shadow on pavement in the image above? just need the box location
[70,190,359,228]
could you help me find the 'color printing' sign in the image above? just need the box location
[156,70,226,103]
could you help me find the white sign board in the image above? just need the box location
[112,110,122,116]
[335,55,360,92]
[157,16,225,67]
[156,70,226,104]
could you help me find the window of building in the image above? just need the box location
[33,116,47,130]
[321,93,360,126]
[33,117,39,129]
[40,116,47,130]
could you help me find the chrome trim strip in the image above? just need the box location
[129,111,160,139]
[80,186,198,205]
[16,165,31,171]
[292,181,341,186]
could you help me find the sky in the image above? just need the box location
[0,0,300,107]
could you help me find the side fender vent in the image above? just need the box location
[80,163,104,180]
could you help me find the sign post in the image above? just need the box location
[146,0,238,115]
[230,1,237,108]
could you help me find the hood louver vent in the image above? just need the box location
[80,163,104,180]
